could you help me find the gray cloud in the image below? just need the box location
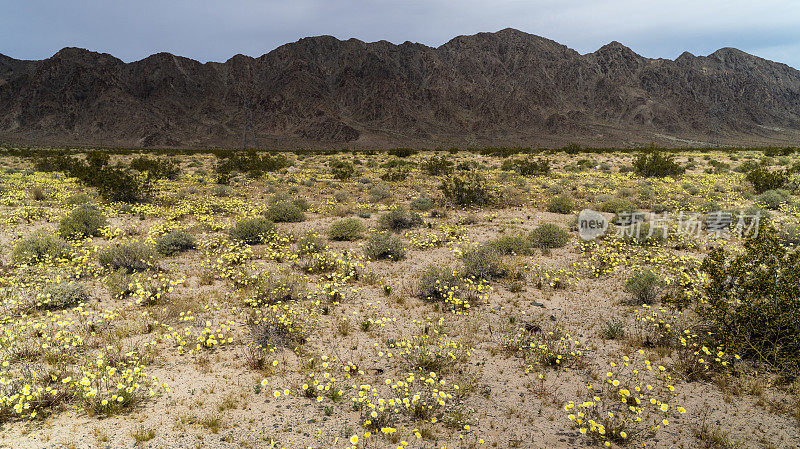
[1,0,798,68]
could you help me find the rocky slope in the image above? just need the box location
[1,28,799,148]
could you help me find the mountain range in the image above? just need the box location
[1,28,799,149]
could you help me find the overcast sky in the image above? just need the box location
[2,0,799,68]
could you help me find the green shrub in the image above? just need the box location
[418,266,461,302]
[700,224,800,377]
[212,185,232,197]
[380,166,410,182]
[241,271,306,307]
[297,234,328,255]
[130,156,180,180]
[65,193,94,206]
[268,194,309,211]
[502,157,550,176]
[746,166,788,194]
[529,224,570,249]
[620,222,666,246]
[368,184,393,202]
[264,200,305,223]
[93,167,150,203]
[420,156,454,176]
[378,206,423,232]
[155,230,196,256]
[546,195,574,214]
[778,224,800,248]
[364,232,406,261]
[633,151,685,178]
[99,241,157,272]
[37,282,90,310]
[624,269,661,304]
[599,198,636,214]
[44,153,150,203]
[12,232,71,264]
[461,246,506,281]
[229,218,276,244]
[330,160,356,180]
[488,234,534,255]
[410,196,435,212]
[755,189,792,210]
[328,218,366,241]
[388,148,417,158]
[440,172,491,207]
[59,205,108,239]
[214,150,291,177]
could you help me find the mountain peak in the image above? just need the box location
[0,31,798,148]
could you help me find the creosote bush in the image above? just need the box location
[745,165,788,194]
[59,205,108,239]
[328,218,366,241]
[12,232,71,265]
[420,155,454,175]
[624,269,661,304]
[488,234,534,255]
[37,282,90,310]
[297,234,328,255]
[329,159,356,180]
[229,218,275,244]
[155,230,196,256]
[633,150,685,178]
[755,189,792,210]
[529,224,570,249]
[440,172,491,207]
[546,195,574,214]
[461,245,506,281]
[377,206,423,232]
[99,241,158,273]
[501,156,550,176]
[418,265,461,302]
[700,223,800,377]
[410,196,435,212]
[264,200,306,223]
[364,232,406,261]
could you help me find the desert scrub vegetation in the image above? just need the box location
[98,241,158,272]
[745,164,788,193]
[633,150,686,178]
[546,195,574,214]
[440,171,491,206]
[34,281,90,310]
[487,234,534,255]
[155,229,196,256]
[2,147,800,448]
[364,231,406,261]
[329,159,356,180]
[238,270,307,307]
[699,223,800,377]
[377,206,423,232]
[264,199,306,222]
[228,217,275,244]
[59,204,108,239]
[296,233,327,255]
[327,217,366,240]
[12,231,72,264]
[417,265,462,302]
[501,156,550,176]
[461,245,507,281]
[624,269,662,304]
[529,223,570,250]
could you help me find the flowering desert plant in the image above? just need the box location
[565,351,685,446]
